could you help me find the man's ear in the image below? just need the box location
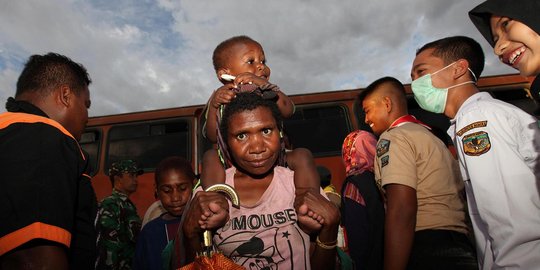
[453,59,470,80]
[383,96,392,113]
[58,85,73,108]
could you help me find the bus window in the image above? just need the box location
[284,103,352,157]
[105,119,191,174]
[80,129,101,176]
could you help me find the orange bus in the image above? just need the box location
[81,74,536,217]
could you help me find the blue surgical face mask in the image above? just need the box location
[411,62,476,113]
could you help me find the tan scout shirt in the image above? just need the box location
[374,122,467,234]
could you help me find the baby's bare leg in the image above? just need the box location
[288,148,324,234]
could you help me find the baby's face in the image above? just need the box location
[490,15,540,76]
[225,40,271,79]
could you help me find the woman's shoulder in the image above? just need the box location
[275,165,294,175]
[273,166,295,191]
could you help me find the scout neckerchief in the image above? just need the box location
[389,114,431,130]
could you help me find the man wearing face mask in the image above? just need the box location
[411,36,540,270]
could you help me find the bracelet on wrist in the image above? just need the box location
[315,235,337,250]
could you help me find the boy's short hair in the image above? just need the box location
[154,156,196,187]
[416,36,485,80]
[212,35,259,71]
[16,52,91,98]
[357,76,407,109]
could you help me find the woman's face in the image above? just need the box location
[490,15,540,76]
[226,106,280,177]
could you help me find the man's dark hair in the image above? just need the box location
[16,52,91,98]
[416,36,485,80]
[212,35,259,71]
[155,156,196,187]
[357,76,407,108]
[219,92,282,143]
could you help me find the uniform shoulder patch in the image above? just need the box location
[376,139,390,157]
[457,121,487,137]
[462,131,491,156]
[380,155,389,168]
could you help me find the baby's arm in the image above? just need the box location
[203,85,236,143]
[233,73,295,118]
[286,148,320,191]
[200,149,226,190]
[287,148,324,233]
[275,90,295,118]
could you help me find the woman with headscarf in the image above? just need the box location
[469,0,540,110]
[340,130,385,270]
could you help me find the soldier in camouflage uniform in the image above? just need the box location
[96,160,143,269]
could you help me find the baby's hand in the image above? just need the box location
[233,73,268,87]
[212,85,236,108]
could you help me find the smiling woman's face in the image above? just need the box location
[226,106,280,177]
[490,15,540,76]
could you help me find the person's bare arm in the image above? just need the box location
[295,190,340,270]
[200,149,226,190]
[0,242,69,270]
[286,148,320,191]
[181,191,230,264]
[275,90,295,118]
[384,184,417,270]
[204,85,236,143]
[233,73,295,118]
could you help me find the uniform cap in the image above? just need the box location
[109,160,143,176]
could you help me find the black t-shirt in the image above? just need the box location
[0,100,97,269]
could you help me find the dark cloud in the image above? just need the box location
[0,0,518,116]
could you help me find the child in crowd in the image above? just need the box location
[133,156,196,270]
[201,35,324,231]
[362,76,477,269]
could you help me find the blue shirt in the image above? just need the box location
[133,213,181,270]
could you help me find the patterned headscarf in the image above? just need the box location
[342,130,377,177]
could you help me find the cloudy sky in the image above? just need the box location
[0,0,517,117]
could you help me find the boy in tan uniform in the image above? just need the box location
[359,76,476,270]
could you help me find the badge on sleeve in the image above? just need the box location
[457,121,487,136]
[377,139,390,157]
[380,155,389,168]
[462,131,491,156]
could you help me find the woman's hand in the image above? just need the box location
[182,191,230,238]
[294,189,340,232]
[295,189,341,270]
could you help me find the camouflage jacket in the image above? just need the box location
[96,189,141,269]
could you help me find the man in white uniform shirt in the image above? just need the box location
[410,35,540,270]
